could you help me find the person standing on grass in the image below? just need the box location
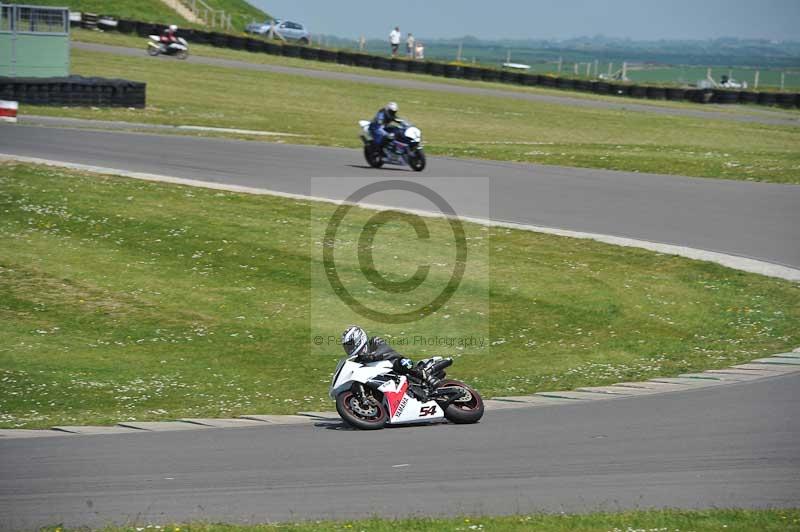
[415,41,424,60]
[406,33,415,58]
[389,26,401,57]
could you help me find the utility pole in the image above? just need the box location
[457,42,463,62]
[557,56,562,74]
[585,62,591,77]
[781,72,785,91]
[622,62,627,81]
[754,70,760,89]
[573,63,579,75]
[607,62,613,77]
[593,59,599,78]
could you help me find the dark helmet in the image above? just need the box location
[341,325,368,357]
[384,101,398,121]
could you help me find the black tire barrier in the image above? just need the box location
[426,62,446,76]
[390,58,409,72]
[611,84,631,96]
[557,77,576,90]
[0,76,146,108]
[281,45,301,58]
[135,22,157,37]
[646,86,667,100]
[336,51,356,66]
[521,73,541,86]
[353,53,371,67]
[539,75,557,88]
[629,85,647,98]
[260,41,280,55]
[665,87,686,101]
[757,92,777,106]
[574,79,592,92]
[116,19,136,34]
[796,94,800,109]
[445,64,463,78]
[211,33,228,47]
[479,69,500,82]
[776,93,796,108]
[500,70,519,83]
[227,36,246,50]
[594,81,611,94]
[300,47,320,61]
[190,30,211,45]
[712,90,739,104]
[738,91,758,104]
[686,88,713,103]
[462,66,481,81]
[318,49,338,63]
[407,60,427,74]
[371,56,391,70]
[245,38,264,53]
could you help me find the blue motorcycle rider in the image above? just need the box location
[369,102,404,151]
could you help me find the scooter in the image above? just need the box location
[359,119,426,172]
[329,355,483,430]
[147,35,189,59]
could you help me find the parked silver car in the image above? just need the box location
[245,19,310,44]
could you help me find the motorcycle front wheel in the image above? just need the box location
[336,390,388,430]
[438,380,484,424]
[409,150,426,172]
[364,145,384,168]
[147,45,160,56]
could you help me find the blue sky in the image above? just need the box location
[248,0,800,41]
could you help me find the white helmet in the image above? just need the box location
[342,326,368,357]
[385,101,398,120]
[169,24,178,32]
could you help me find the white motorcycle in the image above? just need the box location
[359,119,426,172]
[147,35,189,59]
[329,355,484,430]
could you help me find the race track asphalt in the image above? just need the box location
[2,123,799,269]
[1,373,798,529]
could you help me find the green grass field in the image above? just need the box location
[25,42,800,184]
[2,163,798,428]
[23,0,267,32]
[41,508,800,531]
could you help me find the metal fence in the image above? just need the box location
[0,4,69,34]
[0,4,69,77]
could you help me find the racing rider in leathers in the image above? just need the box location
[341,325,440,390]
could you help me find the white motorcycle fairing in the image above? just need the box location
[330,357,444,425]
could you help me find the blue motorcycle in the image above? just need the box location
[359,119,426,172]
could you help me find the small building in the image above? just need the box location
[0,3,70,77]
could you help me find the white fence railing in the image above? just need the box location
[182,0,231,31]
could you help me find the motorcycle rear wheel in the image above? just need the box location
[409,150,426,172]
[336,390,388,430]
[176,50,189,60]
[364,145,384,168]
[439,380,484,424]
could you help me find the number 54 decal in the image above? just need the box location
[420,405,437,417]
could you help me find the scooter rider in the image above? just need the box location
[160,24,179,50]
[341,326,440,389]
[369,102,403,151]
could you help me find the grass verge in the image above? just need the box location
[41,509,800,531]
[23,42,800,183]
[1,162,798,428]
